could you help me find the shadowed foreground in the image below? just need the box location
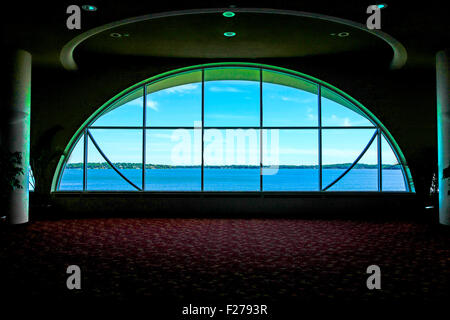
[1,218,449,314]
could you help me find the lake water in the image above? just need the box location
[59,168,407,191]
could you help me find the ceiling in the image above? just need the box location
[77,12,388,59]
[1,0,448,69]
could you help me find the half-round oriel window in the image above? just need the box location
[53,63,414,192]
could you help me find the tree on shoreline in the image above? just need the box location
[66,162,402,170]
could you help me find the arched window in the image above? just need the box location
[53,64,414,192]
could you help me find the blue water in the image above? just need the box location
[59,168,407,191]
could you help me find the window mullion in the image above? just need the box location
[318,85,323,191]
[142,85,147,191]
[201,69,205,191]
[260,68,263,192]
[378,128,382,192]
[83,129,88,191]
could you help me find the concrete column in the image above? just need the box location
[437,50,449,225]
[5,50,32,224]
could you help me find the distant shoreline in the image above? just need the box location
[66,163,401,170]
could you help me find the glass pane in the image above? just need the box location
[322,129,376,189]
[263,71,318,126]
[146,71,202,127]
[321,87,373,127]
[205,68,260,127]
[204,129,260,191]
[382,135,406,191]
[146,129,201,191]
[328,137,378,191]
[92,88,143,127]
[87,135,137,191]
[89,129,142,188]
[263,130,319,191]
[29,166,35,192]
[59,134,84,191]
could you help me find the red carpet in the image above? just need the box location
[1,218,449,311]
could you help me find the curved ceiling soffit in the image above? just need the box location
[60,8,408,71]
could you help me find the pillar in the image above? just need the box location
[5,50,32,224]
[437,50,449,225]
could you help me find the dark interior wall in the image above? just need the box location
[30,54,437,205]
[1,54,16,146]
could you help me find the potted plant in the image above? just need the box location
[0,147,24,222]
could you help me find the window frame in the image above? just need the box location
[52,63,414,193]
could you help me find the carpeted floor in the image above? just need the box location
[1,218,449,312]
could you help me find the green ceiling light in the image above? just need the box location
[224,31,236,37]
[82,5,97,11]
[223,11,235,18]
[377,3,387,9]
[337,32,350,37]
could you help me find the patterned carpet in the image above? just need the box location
[1,218,449,313]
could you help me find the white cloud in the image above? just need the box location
[328,114,352,126]
[306,107,317,120]
[147,99,158,111]
[151,133,173,139]
[269,148,318,156]
[322,149,377,163]
[326,114,372,126]
[281,96,296,102]
[209,86,242,93]
[164,83,199,94]
[343,118,351,127]
[279,96,316,104]
[126,99,144,108]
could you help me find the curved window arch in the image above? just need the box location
[53,63,414,192]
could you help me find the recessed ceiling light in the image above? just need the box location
[337,32,350,37]
[377,3,387,9]
[109,32,130,38]
[223,11,235,18]
[82,5,97,11]
[224,31,236,37]
[330,32,350,37]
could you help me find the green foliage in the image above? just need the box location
[0,147,24,200]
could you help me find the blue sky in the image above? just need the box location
[68,80,399,165]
